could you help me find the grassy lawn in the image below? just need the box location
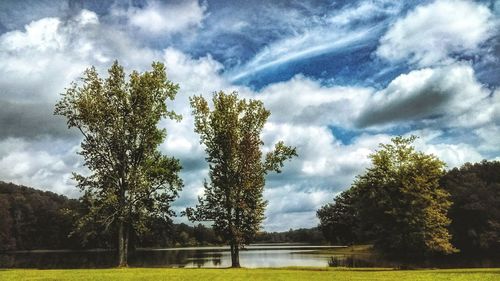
[1,267,499,281]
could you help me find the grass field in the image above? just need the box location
[1,267,499,281]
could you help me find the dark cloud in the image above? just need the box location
[356,64,491,128]
[0,101,77,139]
[356,87,451,127]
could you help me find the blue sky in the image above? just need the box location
[0,0,499,231]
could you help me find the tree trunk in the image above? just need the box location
[124,223,129,265]
[118,220,128,267]
[123,224,130,266]
[230,243,240,268]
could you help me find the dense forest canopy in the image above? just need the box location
[441,160,500,254]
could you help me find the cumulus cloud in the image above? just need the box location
[120,0,207,35]
[410,129,485,168]
[0,137,84,196]
[357,63,492,128]
[254,75,372,126]
[0,9,161,139]
[376,0,495,66]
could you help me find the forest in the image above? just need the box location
[0,181,324,251]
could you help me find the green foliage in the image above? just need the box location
[318,136,455,256]
[441,160,500,254]
[54,61,183,265]
[185,91,297,266]
[0,181,81,251]
[255,227,325,244]
[317,189,359,245]
[354,136,455,256]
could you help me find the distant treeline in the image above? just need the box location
[0,182,323,251]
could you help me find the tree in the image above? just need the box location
[318,136,456,257]
[185,91,297,267]
[317,188,359,245]
[441,160,500,254]
[353,136,455,256]
[54,61,183,267]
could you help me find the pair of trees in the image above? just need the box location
[55,62,296,267]
[318,136,456,257]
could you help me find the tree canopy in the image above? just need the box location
[185,91,297,267]
[54,61,183,266]
[318,136,455,257]
[441,160,500,254]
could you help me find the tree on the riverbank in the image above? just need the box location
[318,136,456,256]
[185,91,297,267]
[54,61,183,267]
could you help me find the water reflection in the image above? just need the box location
[130,245,342,268]
[1,245,499,269]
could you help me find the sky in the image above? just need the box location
[0,0,499,231]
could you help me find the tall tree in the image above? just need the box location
[441,160,500,254]
[353,136,455,256]
[54,61,183,267]
[185,91,297,267]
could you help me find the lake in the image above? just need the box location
[1,244,499,269]
[0,244,344,269]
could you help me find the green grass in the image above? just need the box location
[1,267,499,281]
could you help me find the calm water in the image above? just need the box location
[1,244,499,269]
[0,244,343,269]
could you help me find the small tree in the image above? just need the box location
[185,91,297,267]
[354,136,455,256]
[55,61,183,267]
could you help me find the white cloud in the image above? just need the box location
[162,47,228,95]
[357,63,493,128]
[124,0,207,35]
[0,9,161,138]
[475,124,500,153]
[254,75,372,126]
[377,0,495,66]
[410,129,485,168]
[1,17,65,52]
[0,137,84,196]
